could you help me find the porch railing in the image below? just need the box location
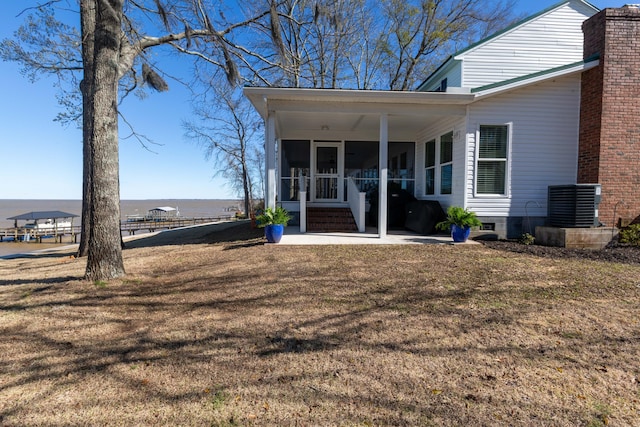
[286,175,414,234]
[281,175,414,202]
[347,177,366,232]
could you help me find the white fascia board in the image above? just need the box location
[244,87,475,117]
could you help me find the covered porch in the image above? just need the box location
[244,87,475,238]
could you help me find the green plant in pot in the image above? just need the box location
[436,206,482,243]
[256,206,292,243]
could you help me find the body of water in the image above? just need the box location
[0,199,242,258]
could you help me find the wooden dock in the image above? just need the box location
[0,227,79,244]
[0,215,237,244]
[120,216,236,235]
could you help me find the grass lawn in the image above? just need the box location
[0,223,639,426]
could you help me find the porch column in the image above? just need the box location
[265,111,277,210]
[378,113,388,238]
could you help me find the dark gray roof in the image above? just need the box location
[7,211,80,220]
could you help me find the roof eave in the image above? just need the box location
[472,58,600,99]
[244,87,476,117]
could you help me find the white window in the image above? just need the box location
[440,131,453,195]
[424,139,435,195]
[424,131,453,196]
[477,125,509,195]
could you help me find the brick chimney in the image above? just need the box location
[579,6,640,226]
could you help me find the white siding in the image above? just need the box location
[444,63,462,90]
[416,116,467,207]
[465,75,582,217]
[419,60,463,92]
[436,62,463,91]
[460,1,595,88]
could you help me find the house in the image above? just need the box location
[244,0,640,240]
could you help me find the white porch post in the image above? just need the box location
[299,173,307,233]
[379,113,388,238]
[265,112,277,210]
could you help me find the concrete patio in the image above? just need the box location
[276,228,480,245]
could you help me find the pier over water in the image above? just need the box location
[1,215,238,244]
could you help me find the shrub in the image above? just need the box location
[519,233,535,245]
[619,224,640,246]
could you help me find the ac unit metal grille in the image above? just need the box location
[547,184,601,228]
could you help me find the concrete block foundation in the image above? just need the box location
[535,226,618,249]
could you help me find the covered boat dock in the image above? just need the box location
[3,211,80,243]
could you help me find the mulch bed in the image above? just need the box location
[481,239,640,265]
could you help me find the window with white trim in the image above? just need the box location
[477,125,508,195]
[440,131,453,195]
[424,139,435,195]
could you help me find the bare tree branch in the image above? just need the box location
[118,110,161,153]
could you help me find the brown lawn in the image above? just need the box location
[0,223,639,426]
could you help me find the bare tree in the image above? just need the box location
[1,2,93,257]
[78,0,96,258]
[251,144,265,204]
[184,81,262,217]
[80,0,270,279]
[237,0,516,90]
[84,0,125,280]
[380,0,517,90]
[3,1,272,280]
[241,0,365,89]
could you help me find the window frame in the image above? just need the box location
[439,131,453,195]
[423,131,456,197]
[424,139,436,195]
[474,123,511,197]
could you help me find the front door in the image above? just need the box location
[312,141,343,202]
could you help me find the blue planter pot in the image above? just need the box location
[264,224,284,243]
[451,224,471,243]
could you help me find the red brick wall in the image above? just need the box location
[579,7,640,225]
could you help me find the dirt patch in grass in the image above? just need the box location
[1,223,639,426]
[482,239,640,265]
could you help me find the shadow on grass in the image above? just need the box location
[0,249,78,261]
[0,276,80,287]
[258,335,338,356]
[123,221,264,250]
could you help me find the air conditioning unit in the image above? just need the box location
[547,184,601,228]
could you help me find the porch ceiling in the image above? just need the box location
[244,87,475,141]
[273,110,450,141]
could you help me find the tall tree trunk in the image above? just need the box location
[85,0,125,281]
[241,152,251,216]
[78,0,96,258]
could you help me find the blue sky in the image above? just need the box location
[0,0,612,200]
